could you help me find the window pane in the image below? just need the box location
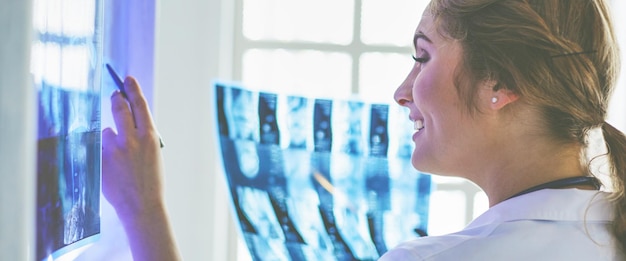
[63,0,96,36]
[60,45,90,91]
[473,191,489,219]
[242,49,352,97]
[361,0,430,46]
[359,52,413,102]
[243,0,354,44]
[431,175,469,185]
[427,190,466,236]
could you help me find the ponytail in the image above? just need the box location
[601,122,626,252]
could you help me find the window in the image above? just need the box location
[232,1,487,260]
[234,0,430,101]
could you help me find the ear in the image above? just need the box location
[490,88,519,110]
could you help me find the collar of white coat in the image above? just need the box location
[466,189,613,229]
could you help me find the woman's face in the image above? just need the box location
[394,12,492,176]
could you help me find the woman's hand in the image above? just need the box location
[101,76,180,261]
[102,76,164,217]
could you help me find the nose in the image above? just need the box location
[394,64,417,106]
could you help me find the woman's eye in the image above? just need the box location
[412,54,429,64]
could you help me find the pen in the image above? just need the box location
[106,63,127,99]
[105,63,164,148]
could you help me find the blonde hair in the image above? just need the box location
[428,0,625,251]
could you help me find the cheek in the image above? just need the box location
[412,70,465,141]
[411,71,440,107]
[413,65,460,106]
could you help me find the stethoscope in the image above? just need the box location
[506,176,601,200]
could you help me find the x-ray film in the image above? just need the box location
[35,65,102,261]
[33,0,103,260]
[215,82,431,261]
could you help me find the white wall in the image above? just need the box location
[0,0,36,260]
[153,0,238,260]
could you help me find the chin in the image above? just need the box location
[411,153,446,176]
[411,155,431,173]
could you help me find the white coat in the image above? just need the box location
[379,189,624,261]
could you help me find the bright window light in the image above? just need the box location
[243,0,355,44]
[45,0,63,35]
[60,45,90,91]
[427,190,467,236]
[242,49,352,97]
[361,0,429,46]
[473,191,489,219]
[359,52,414,103]
[62,0,96,36]
[43,42,62,87]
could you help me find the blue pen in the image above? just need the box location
[105,63,165,148]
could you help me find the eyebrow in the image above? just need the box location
[413,31,432,47]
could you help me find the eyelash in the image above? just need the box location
[412,54,429,64]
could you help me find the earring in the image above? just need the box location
[491,97,498,104]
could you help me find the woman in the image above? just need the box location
[381,0,625,260]
[102,0,625,260]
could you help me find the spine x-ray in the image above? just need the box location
[215,82,431,261]
[33,0,103,260]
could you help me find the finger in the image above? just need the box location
[101,128,118,200]
[101,128,117,158]
[110,90,135,137]
[101,128,118,148]
[123,76,156,132]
